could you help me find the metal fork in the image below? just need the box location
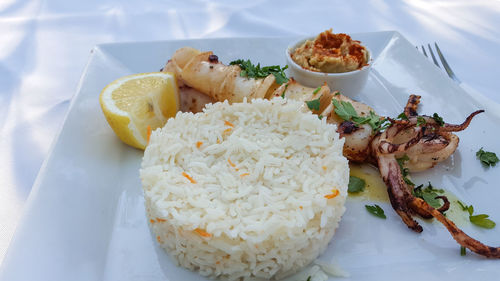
[418,43,461,83]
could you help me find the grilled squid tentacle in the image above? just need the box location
[440,110,485,132]
[410,198,500,258]
[376,154,423,232]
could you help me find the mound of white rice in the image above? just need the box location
[140,98,348,280]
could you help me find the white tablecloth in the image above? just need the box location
[1,0,499,265]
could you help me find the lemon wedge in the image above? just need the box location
[99,72,179,149]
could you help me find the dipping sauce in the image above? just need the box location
[291,29,369,73]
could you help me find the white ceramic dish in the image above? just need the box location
[1,32,500,281]
[286,36,372,97]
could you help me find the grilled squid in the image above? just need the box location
[162,48,499,258]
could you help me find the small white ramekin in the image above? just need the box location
[285,36,373,97]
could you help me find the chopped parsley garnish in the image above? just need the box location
[412,182,445,209]
[306,276,311,281]
[312,86,321,95]
[432,113,445,126]
[460,246,466,256]
[332,99,357,120]
[318,115,323,120]
[334,92,340,96]
[476,148,499,167]
[457,200,496,229]
[306,97,321,111]
[470,214,496,229]
[416,116,426,127]
[365,204,386,219]
[281,84,289,99]
[396,154,415,186]
[362,111,391,133]
[457,200,474,216]
[331,99,390,134]
[397,112,409,121]
[229,59,289,84]
[348,176,366,193]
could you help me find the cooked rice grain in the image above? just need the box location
[140,98,348,280]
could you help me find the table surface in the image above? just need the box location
[1,0,499,267]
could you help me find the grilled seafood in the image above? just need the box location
[162,47,500,258]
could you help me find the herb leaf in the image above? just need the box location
[229,59,289,84]
[306,97,321,111]
[348,176,366,193]
[281,84,288,99]
[416,116,426,127]
[470,214,496,229]
[332,99,358,120]
[412,182,445,209]
[457,200,474,216]
[432,113,445,126]
[312,86,321,95]
[396,154,414,186]
[365,204,387,219]
[476,148,499,167]
[397,112,409,121]
[460,246,466,256]
[332,99,389,133]
[457,200,496,229]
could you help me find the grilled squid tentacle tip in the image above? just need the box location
[441,109,485,132]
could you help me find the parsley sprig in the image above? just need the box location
[412,182,445,209]
[229,59,289,84]
[348,176,366,193]
[365,204,386,219]
[396,154,415,186]
[397,112,409,121]
[306,97,321,111]
[460,246,466,256]
[476,148,499,167]
[331,99,390,134]
[416,116,426,127]
[457,200,496,229]
[397,112,445,127]
[432,113,445,126]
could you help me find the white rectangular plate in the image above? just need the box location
[1,32,500,281]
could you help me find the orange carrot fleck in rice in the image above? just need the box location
[240,173,250,177]
[324,189,339,199]
[156,218,166,222]
[182,172,197,184]
[196,141,203,148]
[194,228,212,238]
[224,120,234,127]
